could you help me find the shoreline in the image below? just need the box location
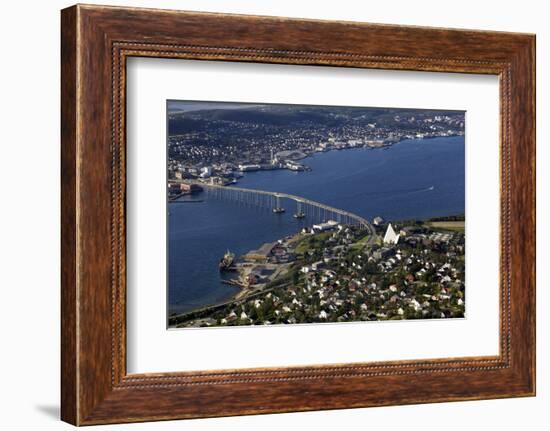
[242,134,463,177]
[169,214,465,327]
[175,134,464,187]
[310,132,462,155]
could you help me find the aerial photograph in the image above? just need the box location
[167,100,465,329]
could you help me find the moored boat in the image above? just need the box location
[219,250,235,271]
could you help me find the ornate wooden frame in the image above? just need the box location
[61,4,536,425]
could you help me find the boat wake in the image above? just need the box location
[343,185,435,200]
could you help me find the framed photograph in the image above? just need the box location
[61,4,536,425]
[165,100,467,329]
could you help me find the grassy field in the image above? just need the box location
[294,232,331,255]
[426,220,465,233]
[350,234,371,250]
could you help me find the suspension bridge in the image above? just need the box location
[170,180,373,233]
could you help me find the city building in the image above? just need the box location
[179,183,203,194]
[312,220,339,232]
[199,166,212,178]
[373,216,385,226]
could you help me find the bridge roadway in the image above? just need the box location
[171,179,374,234]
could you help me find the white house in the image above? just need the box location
[199,166,212,178]
[373,216,385,226]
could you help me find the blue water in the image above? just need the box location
[168,136,465,314]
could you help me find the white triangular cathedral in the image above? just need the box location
[383,223,400,244]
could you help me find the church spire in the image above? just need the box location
[383,223,400,244]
